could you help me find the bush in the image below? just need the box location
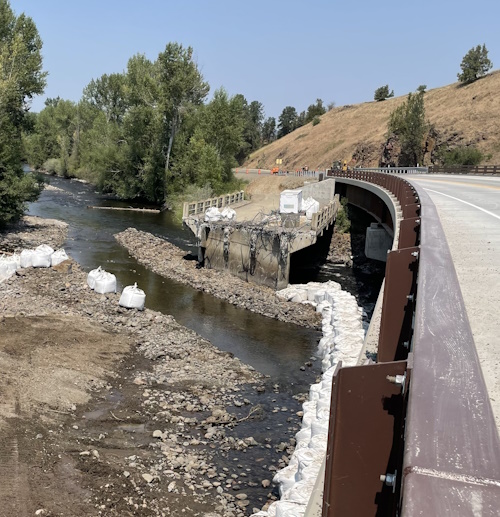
[312,116,321,126]
[458,44,492,84]
[335,197,351,234]
[441,147,483,166]
[374,85,394,102]
[42,158,64,176]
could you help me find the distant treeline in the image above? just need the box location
[22,42,331,206]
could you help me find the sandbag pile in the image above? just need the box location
[32,244,54,268]
[254,281,365,517]
[204,206,237,222]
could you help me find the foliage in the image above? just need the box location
[305,98,326,123]
[387,89,427,166]
[327,101,336,111]
[261,117,276,143]
[0,0,46,224]
[457,44,492,84]
[42,158,64,175]
[441,146,483,166]
[335,197,351,234]
[312,116,321,126]
[277,106,298,138]
[417,85,427,93]
[374,85,394,102]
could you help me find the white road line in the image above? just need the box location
[425,188,500,222]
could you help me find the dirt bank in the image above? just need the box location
[0,215,68,253]
[115,228,322,330]
[0,262,311,516]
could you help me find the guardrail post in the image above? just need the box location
[378,247,419,362]
[398,218,421,249]
[323,359,411,517]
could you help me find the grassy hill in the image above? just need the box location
[244,71,500,170]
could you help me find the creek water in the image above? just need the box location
[28,176,323,391]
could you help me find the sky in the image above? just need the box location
[10,0,500,120]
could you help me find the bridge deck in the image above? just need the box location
[408,174,500,432]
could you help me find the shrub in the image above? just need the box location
[441,147,483,166]
[335,197,351,234]
[42,158,64,176]
[374,85,394,102]
[312,116,321,126]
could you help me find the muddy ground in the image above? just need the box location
[0,259,318,517]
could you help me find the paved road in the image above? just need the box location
[408,174,500,431]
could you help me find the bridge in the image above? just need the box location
[315,169,500,516]
[182,180,339,289]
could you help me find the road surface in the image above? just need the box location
[409,174,500,431]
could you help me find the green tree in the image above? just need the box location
[0,0,46,224]
[457,44,492,84]
[277,106,298,138]
[305,98,326,123]
[374,85,394,101]
[387,89,427,166]
[262,117,276,143]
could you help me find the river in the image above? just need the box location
[29,176,324,392]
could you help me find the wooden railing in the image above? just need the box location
[182,191,245,219]
[310,198,339,232]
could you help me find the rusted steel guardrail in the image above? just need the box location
[311,200,339,232]
[182,191,245,218]
[322,170,500,516]
[428,164,500,174]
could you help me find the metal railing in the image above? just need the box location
[347,166,429,174]
[322,170,500,516]
[428,164,500,174]
[182,191,245,219]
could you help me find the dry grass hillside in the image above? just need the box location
[245,70,500,170]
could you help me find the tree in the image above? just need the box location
[387,89,427,166]
[277,106,298,138]
[374,85,394,102]
[457,44,492,84]
[327,101,336,111]
[305,98,326,123]
[417,85,427,93]
[262,117,276,143]
[0,0,46,224]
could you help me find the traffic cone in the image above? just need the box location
[258,169,261,174]
[246,169,248,174]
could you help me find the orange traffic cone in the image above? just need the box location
[258,169,261,174]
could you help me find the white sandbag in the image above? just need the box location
[273,463,298,495]
[305,199,320,220]
[295,427,312,448]
[309,433,328,451]
[0,255,18,282]
[32,244,54,268]
[20,249,35,268]
[311,419,329,437]
[94,271,117,294]
[204,206,221,222]
[220,207,236,220]
[283,479,315,505]
[51,248,69,266]
[87,266,102,289]
[275,501,306,517]
[119,282,146,310]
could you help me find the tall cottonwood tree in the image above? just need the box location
[0,0,46,224]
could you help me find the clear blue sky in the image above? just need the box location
[11,0,500,119]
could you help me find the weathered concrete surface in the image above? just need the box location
[409,174,500,432]
[301,178,335,205]
[364,223,393,262]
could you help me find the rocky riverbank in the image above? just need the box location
[0,260,311,516]
[115,228,322,330]
[0,215,68,252]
